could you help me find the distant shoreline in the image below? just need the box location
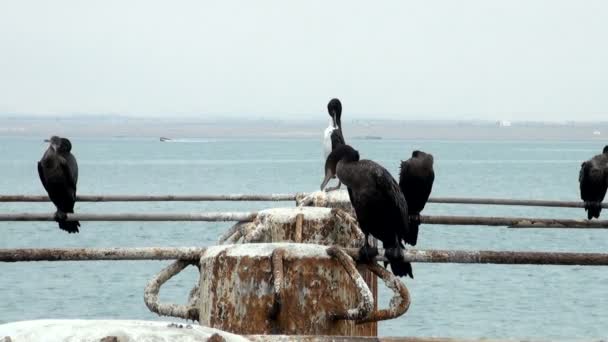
[1,117,608,141]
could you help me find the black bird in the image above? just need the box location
[579,146,608,220]
[38,136,80,233]
[321,144,414,278]
[399,150,435,244]
[322,98,345,191]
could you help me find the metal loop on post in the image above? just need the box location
[326,246,374,321]
[269,248,287,319]
[144,260,200,321]
[356,262,411,324]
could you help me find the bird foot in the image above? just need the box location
[357,245,379,262]
[384,247,402,260]
[54,211,67,222]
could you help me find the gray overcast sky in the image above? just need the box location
[0,1,607,120]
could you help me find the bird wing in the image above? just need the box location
[420,170,435,206]
[330,128,345,149]
[399,159,435,214]
[579,162,589,201]
[398,160,410,193]
[363,161,411,244]
[60,154,78,192]
[347,187,363,223]
[37,161,49,193]
[579,162,587,184]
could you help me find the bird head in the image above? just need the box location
[320,144,359,190]
[45,136,62,152]
[45,136,72,153]
[327,98,342,129]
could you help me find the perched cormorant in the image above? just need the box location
[321,144,414,278]
[399,150,435,244]
[38,136,80,233]
[322,98,345,191]
[579,146,608,220]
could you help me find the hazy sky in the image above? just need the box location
[1,1,607,120]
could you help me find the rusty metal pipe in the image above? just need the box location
[1,212,607,229]
[420,215,608,229]
[0,212,258,222]
[247,335,587,342]
[0,247,206,262]
[0,193,598,209]
[326,246,374,321]
[143,259,199,321]
[2,247,608,266]
[357,262,411,324]
[428,197,590,208]
[0,194,297,202]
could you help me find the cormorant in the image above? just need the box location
[579,146,608,220]
[321,144,414,278]
[322,98,345,191]
[399,150,435,244]
[38,136,80,233]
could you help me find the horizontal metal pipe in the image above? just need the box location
[0,212,605,228]
[0,247,206,262]
[421,215,608,229]
[0,194,596,209]
[1,247,607,266]
[0,194,297,202]
[428,197,588,208]
[248,335,600,342]
[0,212,258,222]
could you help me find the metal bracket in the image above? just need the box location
[356,262,411,323]
[326,246,374,321]
[144,259,200,321]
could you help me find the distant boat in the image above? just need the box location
[593,130,601,136]
[160,137,172,142]
[356,136,382,140]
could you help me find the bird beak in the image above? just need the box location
[320,169,334,191]
[43,139,50,143]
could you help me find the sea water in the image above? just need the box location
[0,137,606,339]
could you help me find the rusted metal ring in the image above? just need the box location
[144,259,200,321]
[356,262,411,323]
[326,246,374,321]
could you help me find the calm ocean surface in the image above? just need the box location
[0,137,607,339]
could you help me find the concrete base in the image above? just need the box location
[0,319,249,342]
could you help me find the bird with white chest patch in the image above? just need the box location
[322,98,345,191]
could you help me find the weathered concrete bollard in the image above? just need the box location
[219,207,363,247]
[296,190,353,213]
[144,243,409,336]
[199,244,373,335]
[293,194,381,336]
[218,207,378,336]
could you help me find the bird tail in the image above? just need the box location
[58,220,80,233]
[585,202,602,220]
[385,248,414,279]
[407,214,420,246]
